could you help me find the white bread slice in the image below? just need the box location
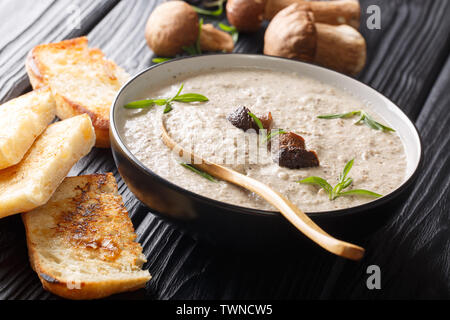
[25,37,130,148]
[0,87,56,169]
[0,114,95,219]
[22,173,151,300]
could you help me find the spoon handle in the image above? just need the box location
[161,120,364,260]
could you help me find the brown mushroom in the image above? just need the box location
[199,24,234,53]
[271,131,319,169]
[226,0,361,32]
[263,8,317,63]
[226,0,266,32]
[314,22,366,76]
[264,4,366,75]
[264,0,361,28]
[145,1,234,57]
[145,1,199,56]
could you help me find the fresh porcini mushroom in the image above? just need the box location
[226,0,361,32]
[264,4,366,75]
[145,1,199,56]
[226,0,266,32]
[263,9,317,63]
[314,22,366,75]
[199,24,234,53]
[264,0,361,28]
[145,1,234,57]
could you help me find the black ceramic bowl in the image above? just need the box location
[110,54,422,248]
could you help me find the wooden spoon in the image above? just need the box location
[161,118,364,261]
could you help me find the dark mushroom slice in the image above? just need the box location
[274,146,320,169]
[259,112,273,131]
[227,106,272,132]
[227,106,255,131]
[278,131,305,149]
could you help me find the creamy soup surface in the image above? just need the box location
[121,68,407,212]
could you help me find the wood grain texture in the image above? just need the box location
[0,0,449,300]
[329,56,450,299]
[0,0,120,103]
[357,0,450,120]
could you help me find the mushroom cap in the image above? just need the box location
[145,1,199,56]
[226,0,266,32]
[263,4,317,62]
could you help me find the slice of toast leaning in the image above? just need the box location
[26,37,130,148]
[0,87,56,170]
[0,114,95,219]
[22,173,151,300]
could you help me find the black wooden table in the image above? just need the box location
[0,0,449,300]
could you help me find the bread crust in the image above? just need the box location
[25,37,129,148]
[0,114,95,218]
[22,173,151,300]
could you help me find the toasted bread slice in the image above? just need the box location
[0,87,56,169]
[26,37,129,148]
[22,173,151,300]
[0,114,95,219]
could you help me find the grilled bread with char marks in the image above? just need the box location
[26,37,130,148]
[22,173,151,300]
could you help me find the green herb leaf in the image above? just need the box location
[163,102,173,114]
[317,110,395,132]
[338,189,382,198]
[341,177,353,189]
[248,112,263,130]
[361,111,395,132]
[180,163,217,182]
[339,158,354,184]
[124,84,208,113]
[298,177,333,196]
[191,0,225,16]
[297,160,382,201]
[264,129,287,143]
[170,83,184,101]
[218,22,235,32]
[317,111,360,119]
[173,93,209,103]
[152,57,172,63]
[218,22,239,43]
[124,98,167,109]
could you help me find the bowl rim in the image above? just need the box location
[110,53,423,219]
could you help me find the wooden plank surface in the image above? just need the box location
[0,0,120,103]
[330,56,450,299]
[0,0,449,299]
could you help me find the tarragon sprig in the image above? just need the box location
[123,84,208,113]
[297,159,382,201]
[263,129,287,143]
[182,18,204,55]
[152,57,172,64]
[218,22,239,43]
[180,163,217,182]
[191,0,225,16]
[318,110,395,132]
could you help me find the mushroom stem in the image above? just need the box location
[264,0,361,28]
[314,22,366,75]
[199,24,234,53]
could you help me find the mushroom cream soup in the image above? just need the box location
[121,68,406,212]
